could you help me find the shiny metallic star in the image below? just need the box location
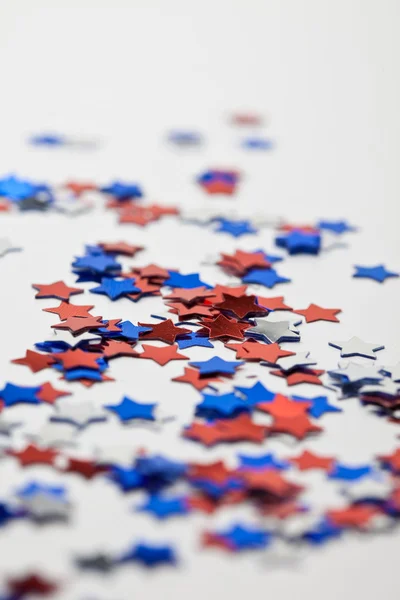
[52,399,107,429]
[329,336,384,359]
[0,238,21,257]
[246,318,300,344]
[277,352,316,372]
[361,379,400,398]
[382,362,400,382]
[31,422,77,447]
[329,361,384,384]
[22,493,71,522]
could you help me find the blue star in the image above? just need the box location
[106,396,156,422]
[192,479,243,499]
[234,382,275,405]
[318,220,356,234]
[168,131,202,146]
[189,356,244,376]
[165,271,211,289]
[353,265,399,283]
[138,494,189,519]
[0,502,22,526]
[261,252,283,264]
[276,231,321,255]
[100,181,143,200]
[293,395,342,419]
[72,253,121,274]
[215,218,257,238]
[119,542,177,567]
[302,518,342,545]
[242,137,273,150]
[196,392,250,418]
[118,320,152,340]
[135,455,187,484]
[0,174,47,201]
[242,268,291,288]
[328,463,372,481]
[110,467,143,491]
[30,134,66,146]
[238,452,289,470]
[177,331,214,350]
[63,368,104,382]
[0,383,40,407]
[17,482,67,500]
[219,524,271,551]
[90,277,140,300]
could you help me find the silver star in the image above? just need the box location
[95,444,138,467]
[51,328,102,344]
[382,362,400,382]
[31,421,77,447]
[344,477,392,502]
[246,317,300,344]
[0,415,19,436]
[276,352,316,372]
[52,399,107,429]
[329,361,384,384]
[22,493,71,522]
[263,311,302,328]
[329,336,384,359]
[361,379,400,397]
[0,238,21,257]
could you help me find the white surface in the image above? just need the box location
[0,0,400,598]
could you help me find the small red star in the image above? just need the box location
[280,223,319,233]
[52,315,103,335]
[327,505,380,528]
[59,457,107,479]
[102,340,139,359]
[185,414,269,446]
[199,314,250,340]
[201,180,236,195]
[290,450,335,471]
[209,284,248,304]
[172,367,221,390]
[256,295,293,311]
[215,294,267,319]
[189,461,233,484]
[32,281,83,301]
[61,373,114,387]
[242,469,302,497]
[164,287,216,304]
[36,382,71,404]
[139,344,188,366]
[133,264,170,279]
[257,393,311,418]
[139,319,191,344]
[187,494,217,514]
[12,350,55,373]
[8,444,58,467]
[100,319,122,332]
[183,422,224,446]
[270,414,323,440]
[218,250,270,275]
[43,301,94,321]
[271,368,325,386]
[232,113,263,126]
[202,532,232,550]
[99,241,143,256]
[54,348,103,370]
[8,574,57,597]
[64,181,96,195]
[260,500,305,519]
[225,339,294,363]
[294,303,341,323]
[167,302,216,319]
[147,204,179,218]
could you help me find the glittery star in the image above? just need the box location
[243,267,291,288]
[164,286,216,304]
[12,350,56,373]
[172,367,221,390]
[294,394,342,418]
[290,450,335,471]
[210,285,248,303]
[246,318,300,344]
[43,301,94,320]
[242,469,301,497]
[379,448,400,473]
[184,414,268,446]
[215,294,267,319]
[199,314,250,340]
[60,457,107,479]
[140,344,188,366]
[106,396,156,422]
[32,280,83,301]
[205,524,271,551]
[101,181,143,200]
[102,340,139,359]
[167,301,216,319]
[353,264,399,283]
[139,319,191,344]
[276,230,321,255]
[238,452,289,470]
[189,356,243,376]
[73,252,121,274]
[53,348,103,371]
[329,336,384,359]
[294,303,341,323]
[7,574,58,597]
[189,460,234,483]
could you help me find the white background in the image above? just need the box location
[0,0,400,598]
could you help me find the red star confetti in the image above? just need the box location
[172,367,222,390]
[290,450,335,471]
[139,344,188,366]
[43,301,94,320]
[294,303,341,323]
[271,368,325,386]
[32,280,83,301]
[12,350,56,373]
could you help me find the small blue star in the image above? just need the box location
[242,268,291,288]
[303,518,342,545]
[353,265,399,283]
[0,174,47,201]
[191,479,243,499]
[118,320,152,339]
[168,131,202,146]
[328,463,372,481]
[276,231,321,255]
[215,218,257,238]
[119,542,177,566]
[0,383,40,407]
[234,382,275,405]
[0,502,23,526]
[189,356,244,376]
[138,494,189,519]
[100,181,143,200]
[293,395,342,419]
[165,271,211,289]
[318,220,356,234]
[90,277,140,300]
[110,467,143,491]
[219,524,271,551]
[177,331,214,350]
[63,368,104,382]
[72,253,121,274]
[196,392,250,418]
[242,137,273,150]
[135,455,187,483]
[30,134,66,146]
[106,396,156,422]
[17,482,67,500]
[238,452,289,470]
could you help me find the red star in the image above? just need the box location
[199,314,250,340]
[64,181,96,195]
[172,367,221,390]
[132,264,170,279]
[215,294,267,319]
[201,180,236,195]
[59,457,107,479]
[102,340,139,360]
[327,505,380,528]
[54,348,103,370]
[139,319,191,344]
[164,287,216,304]
[294,303,341,323]
[52,315,103,335]
[379,448,400,473]
[12,350,55,373]
[290,450,335,471]
[202,532,232,550]
[271,368,325,386]
[36,382,71,404]
[270,414,322,440]
[147,204,179,218]
[187,494,217,514]
[256,295,293,311]
[280,223,319,233]
[61,373,114,387]
[257,393,311,418]
[43,301,94,321]
[218,250,270,275]
[7,574,57,597]
[140,344,188,366]
[225,339,294,363]
[184,414,268,446]
[183,422,224,446]
[32,280,83,301]
[209,284,248,304]
[8,444,58,467]
[118,205,157,226]
[167,302,216,319]
[232,113,263,126]
[242,469,302,497]
[99,241,143,256]
[189,461,233,484]
[260,500,305,519]
[0,199,11,211]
